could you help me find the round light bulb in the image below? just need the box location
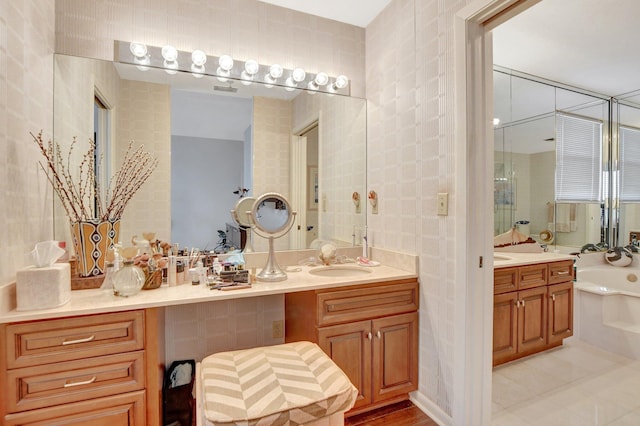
[218,55,234,71]
[314,72,329,86]
[216,67,230,82]
[191,50,207,66]
[244,59,259,75]
[129,42,147,58]
[334,75,349,89]
[161,45,178,62]
[292,67,306,83]
[269,63,283,79]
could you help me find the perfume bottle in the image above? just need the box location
[113,247,144,297]
[100,248,117,292]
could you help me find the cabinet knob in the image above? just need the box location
[376,330,381,339]
[367,332,372,340]
[551,294,556,301]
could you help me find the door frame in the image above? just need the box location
[453,0,540,424]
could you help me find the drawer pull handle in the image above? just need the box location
[556,271,569,275]
[376,331,381,339]
[62,335,95,345]
[367,332,372,340]
[64,376,97,388]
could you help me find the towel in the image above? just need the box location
[547,202,577,233]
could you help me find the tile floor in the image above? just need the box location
[492,339,640,425]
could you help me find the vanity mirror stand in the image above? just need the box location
[248,193,296,282]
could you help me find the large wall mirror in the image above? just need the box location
[53,54,367,253]
[494,67,640,252]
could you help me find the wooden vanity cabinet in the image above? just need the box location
[493,260,574,366]
[0,309,163,426]
[285,279,419,416]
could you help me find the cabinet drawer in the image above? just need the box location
[6,310,144,369]
[4,390,146,426]
[6,351,144,413]
[548,260,574,284]
[518,264,547,290]
[317,280,418,326]
[494,268,518,294]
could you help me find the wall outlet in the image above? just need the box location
[272,320,284,339]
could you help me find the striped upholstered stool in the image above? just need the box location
[196,341,357,426]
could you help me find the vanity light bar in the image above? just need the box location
[115,41,350,96]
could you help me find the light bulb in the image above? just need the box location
[161,45,178,62]
[191,50,207,66]
[493,118,500,126]
[218,55,234,71]
[216,67,230,82]
[292,67,306,83]
[269,63,283,79]
[314,72,329,86]
[334,75,349,89]
[244,60,259,76]
[307,81,319,91]
[129,42,147,58]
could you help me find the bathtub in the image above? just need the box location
[576,262,640,359]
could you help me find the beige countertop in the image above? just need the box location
[493,252,576,269]
[0,264,417,324]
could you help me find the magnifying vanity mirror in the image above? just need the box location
[230,197,255,252]
[248,193,296,281]
[52,53,367,254]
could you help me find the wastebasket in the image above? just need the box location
[163,359,196,426]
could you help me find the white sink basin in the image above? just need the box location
[493,254,513,261]
[308,265,373,277]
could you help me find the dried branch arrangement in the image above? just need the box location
[30,131,158,222]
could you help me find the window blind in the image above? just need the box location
[555,113,603,202]
[620,126,640,202]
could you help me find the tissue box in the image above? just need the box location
[16,263,71,311]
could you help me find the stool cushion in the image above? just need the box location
[200,341,357,425]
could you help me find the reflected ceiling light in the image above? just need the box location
[284,77,297,92]
[307,80,319,91]
[264,63,283,86]
[241,59,259,85]
[191,63,205,78]
[164,60,178,74]
[493,118,500,126]
[314,72,329,86]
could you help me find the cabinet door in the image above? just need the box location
[548,282,574,344]
[4,390,145,426]
[371,312,418,403]
[517,286,548,354]
[318,320,372,410]
[493,292,518,365]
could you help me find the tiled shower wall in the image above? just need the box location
[0,0,55,286]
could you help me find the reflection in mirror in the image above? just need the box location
[230,197,255,252]
[53,54,366,253]
[493,68,608,252]
[248,193,296,282]
[617,92,640,248]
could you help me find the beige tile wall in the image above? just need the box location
[367,0,473,419]
[0,0,55,285]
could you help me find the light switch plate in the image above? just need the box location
[437,193,449,216]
